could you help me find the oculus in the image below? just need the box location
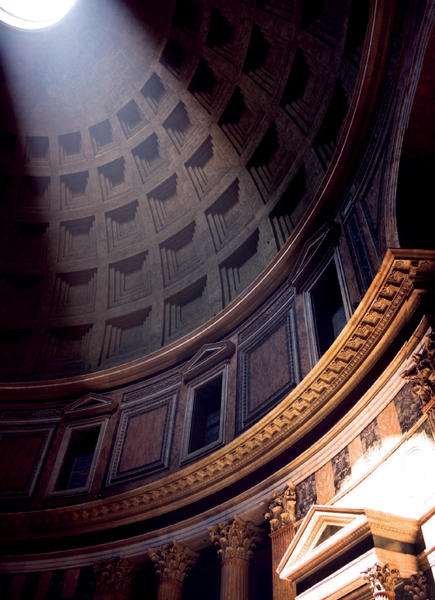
[0,0,76,30]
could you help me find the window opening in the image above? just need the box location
[189,373,223,453]
[311,261,346,356]
[55,426,100,491]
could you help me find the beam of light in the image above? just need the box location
[0,0,77,30]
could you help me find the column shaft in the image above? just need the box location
[156,579,183,600]
[220,558,249,600]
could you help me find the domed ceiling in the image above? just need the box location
[0,0,366,382]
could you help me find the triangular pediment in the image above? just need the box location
[63,393,117,420]
[277,505,421,600]
[288,222,341,292]
[279,506,365,572]
[180,340,235,381]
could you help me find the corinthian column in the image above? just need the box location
[93,557,138,600]
[149,541,199,600]
[360,564,402,600]
[265,482,297,600]
[208,515,264,600]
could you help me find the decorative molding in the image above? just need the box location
[94,557,138,595]
[122,374,181,404]
[0,408,62,422]
[208,515,264,562]
[238,283,294,344]
[149,541,199,582]
[265,481,297,532]
[0,252,434,537]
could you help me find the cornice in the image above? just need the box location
[1,250,434,541]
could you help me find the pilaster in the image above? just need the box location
[266,482,297,600]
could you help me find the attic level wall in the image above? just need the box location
[0,209,408,512]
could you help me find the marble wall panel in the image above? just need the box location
[377,401,402,441]
[0,427,54,498]
[74,564,95,598]
[106,389,178,486]
[46,570,66,600]
[237,289,297,432]
[360,419,382,461]
[19,572,41,600]
[296,473,317,521]
[331,446,351,493]
[315,461,335,505]
[394,382,423,433]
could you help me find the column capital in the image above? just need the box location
[404,572,429,600]
[265,481,297,533]
[208,515,264,562]
[401,331,435,408]
[94,557,138,596]
[149,541,199,583]
[361,563,402,597]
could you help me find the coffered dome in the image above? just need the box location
[0,0,366,383]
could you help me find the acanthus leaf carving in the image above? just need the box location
[403,572,429,600]
[149,541,199,582]
[208,515,264,562]
[94,556,138,595]
[265,481,297,532]
[361,563,402,595]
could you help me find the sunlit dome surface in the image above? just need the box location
[0,0,76,29]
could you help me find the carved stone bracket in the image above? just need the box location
[149,541,199,583]
[94,557,138,596]
[265,481,297,532]
[361,563,402,599]
[208,515,264,563]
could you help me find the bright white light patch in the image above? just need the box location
[0,0,76,30]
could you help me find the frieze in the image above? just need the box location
[122,373,182,404]
[238,283,294,344]
[0,409,63,421]
[0,252,434,538]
